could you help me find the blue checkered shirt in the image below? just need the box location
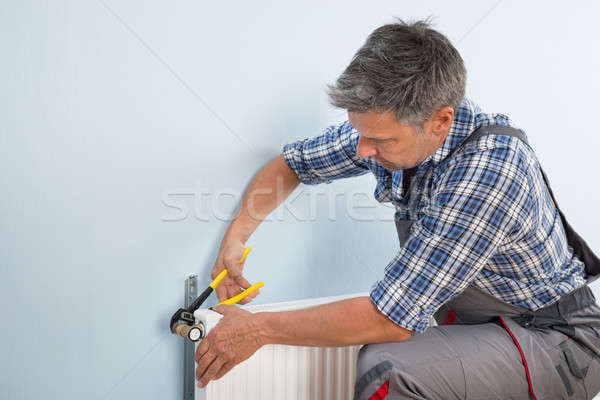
[282,97,587,333]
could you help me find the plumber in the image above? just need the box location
[195,18,600,399]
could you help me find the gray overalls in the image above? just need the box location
[354,126,600,400]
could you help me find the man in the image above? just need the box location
[195,19,600,399]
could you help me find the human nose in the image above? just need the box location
[357,136,377,158]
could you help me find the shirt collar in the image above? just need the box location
[423,96,479,166]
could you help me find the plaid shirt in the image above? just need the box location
[282,97,587,333]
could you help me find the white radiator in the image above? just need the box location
[194,293,366,400]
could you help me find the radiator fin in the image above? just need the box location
[204,344,360,400]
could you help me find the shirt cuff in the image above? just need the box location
[369,279,432,333]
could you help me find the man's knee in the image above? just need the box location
[357,344,385,376]
[354,343,399,400]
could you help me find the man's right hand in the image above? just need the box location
[208,155,298,305]
[210,239,259,305]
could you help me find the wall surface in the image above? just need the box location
[1,1,599,399]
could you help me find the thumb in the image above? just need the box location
[223,258,251,289]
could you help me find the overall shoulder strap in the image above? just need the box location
[453,124,600,282]
[462,124,529,148]
[446,124,527,160]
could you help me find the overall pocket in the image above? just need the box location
[555,338,594,398]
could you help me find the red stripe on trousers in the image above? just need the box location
[368,381,389,400]
[498,316,538,400]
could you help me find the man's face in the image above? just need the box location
[348,108,453,171]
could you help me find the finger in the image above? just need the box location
[196,348,217,382]
[223,258,243,280]
[198,355,226,388]
[215,285,229,302]
[224,284,258,305]
[237,287,260,305]
[195,337,210,363]
[235,275,252,290]
[222,284,239,303]
[228,276,251,304]
[229,283,246,300]
[210,265,224,280]
[214,361,235,381]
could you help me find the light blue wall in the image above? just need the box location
[2,1,599,399]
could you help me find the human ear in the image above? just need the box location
[429,106,454,137]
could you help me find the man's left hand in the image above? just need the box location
[195,304,264,388]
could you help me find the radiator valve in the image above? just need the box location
[170,308,205,342]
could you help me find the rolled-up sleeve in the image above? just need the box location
[370,144,533,333]
[282,120,370,185]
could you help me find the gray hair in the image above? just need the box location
[326,18,466,126]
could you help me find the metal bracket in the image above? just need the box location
[183,275,198,400]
